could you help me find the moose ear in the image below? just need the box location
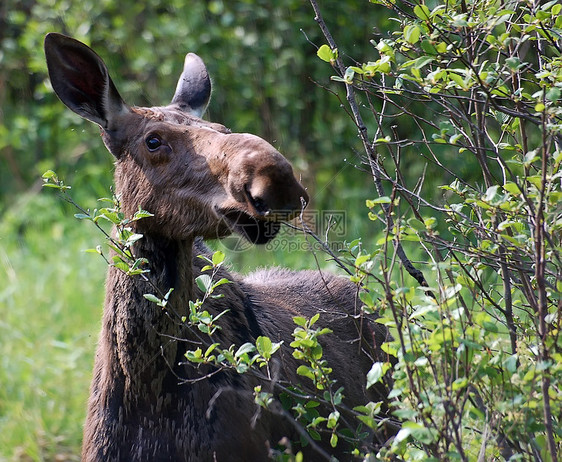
[44,33,129,130]
[171,53,211,118]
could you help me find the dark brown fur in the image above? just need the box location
[44,33,394,461]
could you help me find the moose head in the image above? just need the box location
[44,32,309,244]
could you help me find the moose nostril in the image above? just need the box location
[252,197,270,216]
[244,185,271,216]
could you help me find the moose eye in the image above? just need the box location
[145,135,162,151]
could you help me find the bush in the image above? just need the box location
[310,0,562,459]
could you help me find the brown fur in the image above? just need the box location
[44,33,394,461]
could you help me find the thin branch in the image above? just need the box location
[308,0,432,290]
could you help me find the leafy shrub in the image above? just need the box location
[311,0,562,459]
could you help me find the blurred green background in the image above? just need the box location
[0,0,423,459]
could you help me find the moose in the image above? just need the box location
[44,33,394,461]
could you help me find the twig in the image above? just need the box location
[308,0,432,290]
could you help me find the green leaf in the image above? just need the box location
[377,56,392,73]
[503,354,518,373]
[448,72,467,89]
[404,24,421,44]
[42,170,57,180]
[527,175,543,189]
[112,261,129,272]
[212,250,225,266]
[376,40,394,57]
[451,14,469,27]
[395,421,436,445]
[327,410,340,429]
[293,316,307,327]
[296,365,315,381]
[317,327,332,336]
[366,196,391,208]
[235,342,255,358]
[195,274,212,292]
[204,343,219,358]
[130,258,148,271]
[185,348,203,363]
[343,67,355,83]
[393,408,417,420]
[420,40,437,55]
[413,4,430,20]
[359,290,376,308]
[310,313,320,325]
[355,254,370,266]
[211,278,231,290]
[125,233,144,245]
[143,293,161,304]
[546,87,560,103]
[97,211,122,225]
[408,218,426,232]
[133,208,154,220]
[483,185,499,202]
[256,336,273,356]
[366,362,390,388]
[317,44,337,63]
[503,182,521,195]
[449,133,463,144]
[452,377,468,391]
[505,57,521,71]
[409,304,438,319]
[412,56,434,69]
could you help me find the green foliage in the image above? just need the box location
[314,0,562,459]
[43,171,154,278]
[291,314,334,391]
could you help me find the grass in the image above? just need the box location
[0,193,105,461]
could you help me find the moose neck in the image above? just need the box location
[134,234,196,317]
[102,232,196,400]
